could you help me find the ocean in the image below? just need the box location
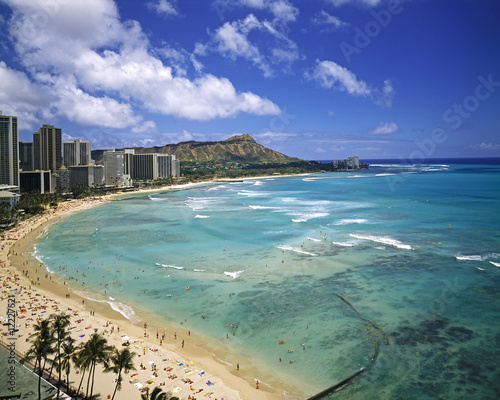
[35,160,500,399]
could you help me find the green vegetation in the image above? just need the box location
[0,186,107,232]
[140,386,179,400]
[22,313,136,400]
[180,160,363,181]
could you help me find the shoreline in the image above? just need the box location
[1,181,292,400]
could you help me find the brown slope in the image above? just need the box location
[92,134,300,163]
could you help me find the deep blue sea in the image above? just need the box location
[36,160,500,399]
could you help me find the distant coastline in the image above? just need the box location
[315,157,500,165]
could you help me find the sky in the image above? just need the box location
[0,0,499,160]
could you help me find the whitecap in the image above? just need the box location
[249,205,275,210]
[195,215,210,219]
[287,212,329,222]
[193,269,205,272]
[489,261,500,267]
[350,233,413,250]
[224,270,244,279]
[238,191,269,197]
[161,264,183,270]
[148,195,167,201]
[331,218,368,226]
[185,197,225,211]
[110,302,138,322]
[332,241,355,247]
[307,237,321,242]
[455,255,483,261]
[74,291,138,322]
[277,244,317,256]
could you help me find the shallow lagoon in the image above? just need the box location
[37,163,500,399]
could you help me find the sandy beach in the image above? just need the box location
[0,183,285,400]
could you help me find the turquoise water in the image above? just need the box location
[36,163,500,399]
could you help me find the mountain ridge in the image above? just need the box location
[92,134,300,163]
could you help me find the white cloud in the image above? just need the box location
[213,15,271,76]
[308,60,370,96]
[369,122,399,135]
[131,120,158,134]
[307,60,394,106]
[203,1,300,76]
[147,0,179,17]
[477,142,500,150]
[268,0,299,23]
[0,61,49,115]
[178,130,195,142]
[214,0,298,23]
[1,0,280,130]
[312,10,348,30]
[255,131,297,142]
[327,0,382,7]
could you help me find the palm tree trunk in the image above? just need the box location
[85,363,93,399]
[90,361,97,399]
[76,368,86,399]
[111,368,122,400]
[57,353,62,400]
[66,371,70,395]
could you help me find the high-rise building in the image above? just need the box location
[123,149,134,176]
[33,125,62,173]
[132,154,158,180]
[19,140,33,171]
[0,111,19,186]
[63,139,91,167]
[54,167,71,193]
[157,154,180,179]
[173,159,180,178]
[69,165,104,188]
[20,170,52,193]
[103,149,125,186]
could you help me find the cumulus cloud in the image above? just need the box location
[369,122,399,135]
[307,60,370,96]
[201,1,300,76]
[312,10,348,30]
[214,0,298,23]
[147,0,179,17]
[307,60,394,106]
[1,0,280,132]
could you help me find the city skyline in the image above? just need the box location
[0,0,499,160]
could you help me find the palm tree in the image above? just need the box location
[104,348,137,400]
[73,345,91,399]
[24,319,55,400]
[60,339,76,396]
[83,333,113,399]
[51,313,72,400]
[140,387,179,400]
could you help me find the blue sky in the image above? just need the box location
[0,0,499,160]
